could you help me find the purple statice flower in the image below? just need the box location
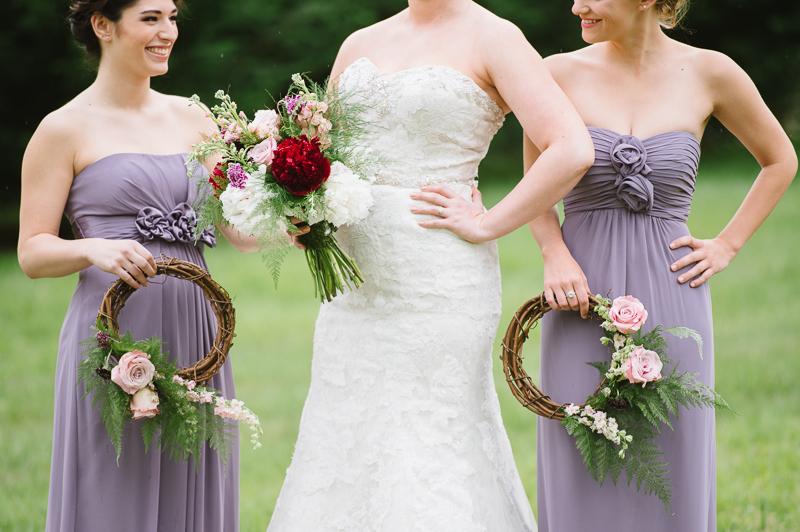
[96,331,112,350]
[226,163,248,189]
[285,95,301,114]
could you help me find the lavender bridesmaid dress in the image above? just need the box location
[537,128,715,531]
[45,154,238,532]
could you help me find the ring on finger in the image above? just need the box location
[437,207,444,216]
[567,291,576,299]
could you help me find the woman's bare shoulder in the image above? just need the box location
[334,13,405,69]
[32,92,97,150]
[542,46,599,85]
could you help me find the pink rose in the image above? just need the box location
[248,109,280,138]
[111,350,155,394]
[609,295,648,334]
[130,386,160,419]
[249,137,278,165]
[622,346,663,387]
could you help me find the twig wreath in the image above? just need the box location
[501,292,730,513]
[77,256,262,465]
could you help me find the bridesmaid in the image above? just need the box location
[527,0,796,531]
[18,1,264,530]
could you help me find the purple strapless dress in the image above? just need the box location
[46,153,238,532]
[537,128,715,531]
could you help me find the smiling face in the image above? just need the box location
[572,0,650,43]
[96,0,179,78]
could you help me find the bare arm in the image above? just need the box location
[18,114,156,288]
[524,133,592,317]
[411,21,594,242]
[669,52,798,287]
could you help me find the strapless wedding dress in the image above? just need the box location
[266,57,536,532]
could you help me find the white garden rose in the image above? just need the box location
[220,166,272,235]
[322,161,373,227]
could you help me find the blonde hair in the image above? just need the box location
[654,0,691,29]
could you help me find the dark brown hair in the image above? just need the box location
[68,0,184,60]
[655,0,691,29]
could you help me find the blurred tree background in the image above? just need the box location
[3,0,799,246]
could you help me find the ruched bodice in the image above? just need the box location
[563,127,700,221]
[66,153,215,247]
[339,57,505,188]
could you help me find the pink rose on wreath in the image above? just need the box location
[250,137,278,165]
[609,295,648,334]
[111,350,155,394]
[622,346,663,387]
[130,386,160,419]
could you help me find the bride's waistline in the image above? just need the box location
[370,178,477,191]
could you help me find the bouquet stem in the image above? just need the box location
[299,223,364,302]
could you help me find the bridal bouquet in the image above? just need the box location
[77,323,262,465]
[188,74,380,302]
[560,295,730,512]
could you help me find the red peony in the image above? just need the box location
[270,135,331,196]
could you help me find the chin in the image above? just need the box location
[581,30,606,44]
[144,61,170,77]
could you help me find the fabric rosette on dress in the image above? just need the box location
[135,202,216,247]
[610,135,654,213]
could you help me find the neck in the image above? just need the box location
[407,0,471,24]
[604,18,669,71]
[92,58,154,110]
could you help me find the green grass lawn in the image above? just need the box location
[1,163,798,531]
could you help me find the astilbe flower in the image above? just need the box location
[270,135,331,196]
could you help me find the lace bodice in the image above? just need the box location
[340,57,505,188]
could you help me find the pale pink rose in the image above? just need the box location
[130,386,160,419]
[609,295,648,334]
[248,109,280,138]
[622,346,663,387]
[111,350,155,394]
[249,137,278,165]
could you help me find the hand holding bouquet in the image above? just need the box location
[188,74,380,302]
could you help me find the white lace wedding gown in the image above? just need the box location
[266,57,536,532]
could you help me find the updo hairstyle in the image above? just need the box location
[68,0,184,60]
[654,0,691,29]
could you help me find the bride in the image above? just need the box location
[268,1,593,530]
